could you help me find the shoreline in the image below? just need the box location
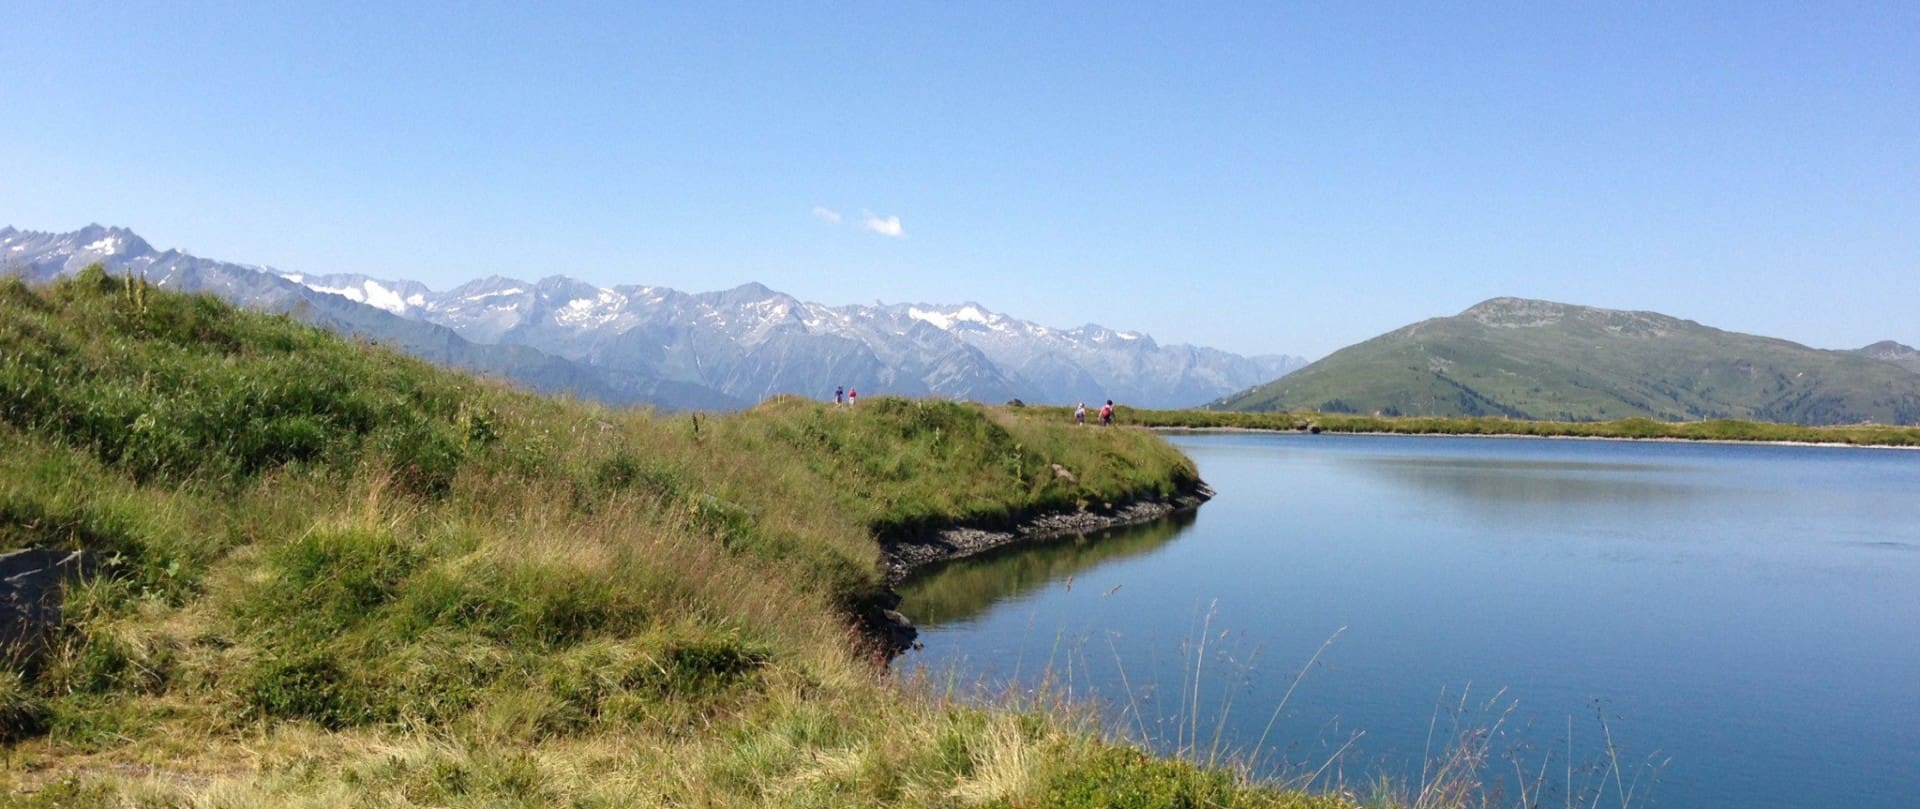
[1147,425,1920,451]
[863,478,1215,655]
[879,477,1215,586]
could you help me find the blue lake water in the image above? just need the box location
[898,433,1920,808]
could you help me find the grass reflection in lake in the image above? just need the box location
[1336,452,1711,507]
[898,511,1197,626]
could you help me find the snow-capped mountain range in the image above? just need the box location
[3,225,1306,409]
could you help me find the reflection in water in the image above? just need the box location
[898,511,1196,626]
[1851,540,1920,551]
[1360,456,1681,474]
[1336,452,1710,507]
[909,433,1920,809]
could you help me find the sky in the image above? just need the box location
[3,2,1915,358]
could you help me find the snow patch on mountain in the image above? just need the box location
[908,304,995,330]
[302,278,418,315]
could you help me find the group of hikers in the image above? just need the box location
[829,385,1114,426]
[1074,400,1115,427]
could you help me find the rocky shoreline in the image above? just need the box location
[861,479,1215,656]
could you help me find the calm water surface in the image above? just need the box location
[898,433,1920,808]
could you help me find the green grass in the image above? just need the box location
[1018,403,1920,447]
[0,269,1366,807]
[1216,297,1920,425]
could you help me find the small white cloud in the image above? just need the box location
[861,213,905,238]
[811,206,842,224]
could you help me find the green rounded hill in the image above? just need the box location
[1218,297,1920,425]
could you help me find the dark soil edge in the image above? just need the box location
[858,478,1215,659]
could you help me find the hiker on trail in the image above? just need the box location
[848,388,858,407]
[1074,403,1086,425]
[835,385,845,405]
[1098,400,1114,426]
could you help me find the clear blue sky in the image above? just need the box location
[5,2,1915,357]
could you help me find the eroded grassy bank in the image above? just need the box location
[0,269,1353,807]
[1019,404,1920,447]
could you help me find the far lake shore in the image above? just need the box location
[1147,424,1920,450]
[1008,405,1920,450]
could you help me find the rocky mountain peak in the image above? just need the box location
[534,275,605,301]
[1859,340,1918,359]
[445,275,533,299]
[70,223,153,257]
[1854,340,1920,374]
[703,281,784,307]
[1461,297,1683,338]
[1462,297,1575,327]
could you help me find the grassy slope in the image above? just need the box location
[1,269,1352,808]
[1017,405,1920,447]
[1219,299,1920,425]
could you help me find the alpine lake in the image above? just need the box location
[898,432,1920,809]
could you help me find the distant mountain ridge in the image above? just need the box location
[3,225,1305,409]
[1852,340,1920,375]
[0,225,698,406]
[1215,297,1920,426]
